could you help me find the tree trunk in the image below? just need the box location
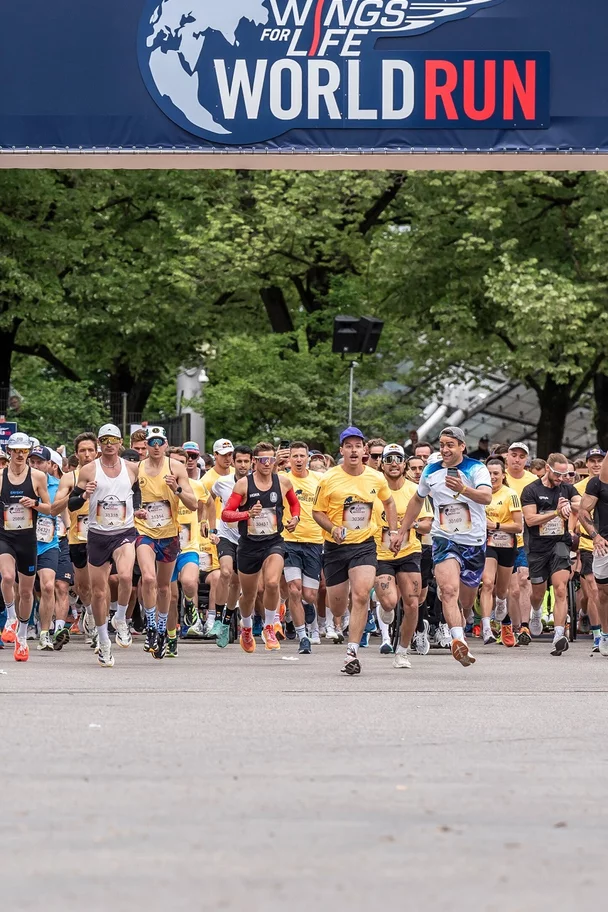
[109,364,156,423]
[0,319,21,413]
[594,372,608,450]
[535,377,571,457]
[259,286,296,336]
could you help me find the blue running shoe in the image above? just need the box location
[252,615,264,637]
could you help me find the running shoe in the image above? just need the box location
[359,631,369,648]
[309,629,321,646]
[436,623,451,649]
[252,615,264,637]
[464,622,474,637]
[365,609,377,634]
[494,599,508,622]
[551,635,569,656]
[451,639,476,667]
[208,619,223,639]
[393,649,412,668]
[83,611,96,639]
[167,634,178,658]
[216,622,230,648]
[240,627,256,653]
[340,648,361,675]
[298,636,312,654]
[273,622,286,642]
[501,624,516,647]
[472,624,481,638]
[414,619,430,655]
[285,620,297,640]
[380,641,393,655]
[14,638,29,662]
[318,623,327,638]
[529,611,543,637]
[152,631,167,660]
[186,618,204,637]
[53,626,70,651]
[279,602,286,624]
[378,606,395,625]
[144,626,156,653]
[1,617,18,644]
[113,619,132,649]
[326,625,339,642]
[599,634,608,657]
[303,603,316,625]
[70,620,81,635]
[37,631,54,652]
[483,630,497,645]
[183,599,198,629]
[263,625,281,651]
[578,613,591,635]
[518,626,532,646]
[97,642,115,667]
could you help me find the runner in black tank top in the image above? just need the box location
[0,435,51,660]
[222,443,301,653]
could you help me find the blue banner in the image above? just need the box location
[0,0,604,153]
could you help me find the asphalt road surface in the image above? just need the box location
[2,633,606,911]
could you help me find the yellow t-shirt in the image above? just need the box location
[135,457,180,540]
[199,535,220,573]
[373,479,432,561]
[176,477,209,554]
[575,476,594,553]
[313,465,391,545]
[283,470,323,544]
[485,484,521,549]
[506,470,536,548]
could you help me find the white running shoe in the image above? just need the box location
[436,623,451,649]
[599,635,608,657]
[97,642,115,667]
[37,631,54,651]
[414,620,430,656]
[379,606,395,625]
[494,599,508,622]
[114,618,132,648]
[393,649,412,668]
[451,639,476,667]
[326,626,339,642]
[483,630,497,645]
[529,611,543,637]
[83,611,96,638]
[310,629,321,646]
[203,617,216,637]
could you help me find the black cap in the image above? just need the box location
[121,448,141,463]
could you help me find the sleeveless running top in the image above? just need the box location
[68,468,89,545]
[0,466,37,539]
[135,457,180,539]
[238,473,283,542]
[88,458,135,535]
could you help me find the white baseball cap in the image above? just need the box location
[49,450,64,472]
[146,425,168,443]
[213,438,234,455]
[98,423,122,438]
[7,432,32,450]
[508,441,530,455]
[382,443,405,458]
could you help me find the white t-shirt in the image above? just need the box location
[417,455,491,547]
[211,473,239,544]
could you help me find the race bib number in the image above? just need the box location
[145,500,172,529]
[439,502,472,534]
[247,507,277,536]
[36,514,55,544]
[56,515,67,538]
[96,499,127,529]
[179,522,192,549]
[4,503,33,531]
[488,530,515,548]
[342,501,372,531]
[540,514,564,537]
[198,550,212,571]
[77,514,89,542]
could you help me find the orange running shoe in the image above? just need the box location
[501,624,516,647]
[263,625,281,651]
[279,602,286,623]
[239,627,256,654]
[274,622,286,642]
[451,638,475,667]
[2,617,18,644]
[70,620,81,635]
[14,639,29,662]
[472,624,481,638]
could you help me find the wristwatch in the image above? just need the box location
[209,528,217,534]
[176,485,182,494]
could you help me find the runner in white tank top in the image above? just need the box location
[88,458,135,535]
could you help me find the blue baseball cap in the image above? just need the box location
[30,446,51,461]
[339,426,366,445]
[586,447,606,460]
[182,441,200,454]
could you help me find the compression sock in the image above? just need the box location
[157,613,168,634]
[145,607,157,630]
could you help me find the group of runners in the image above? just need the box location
[1,422,607,675]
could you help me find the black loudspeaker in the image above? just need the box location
[332,315,362,354]
[359,316,384,354]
